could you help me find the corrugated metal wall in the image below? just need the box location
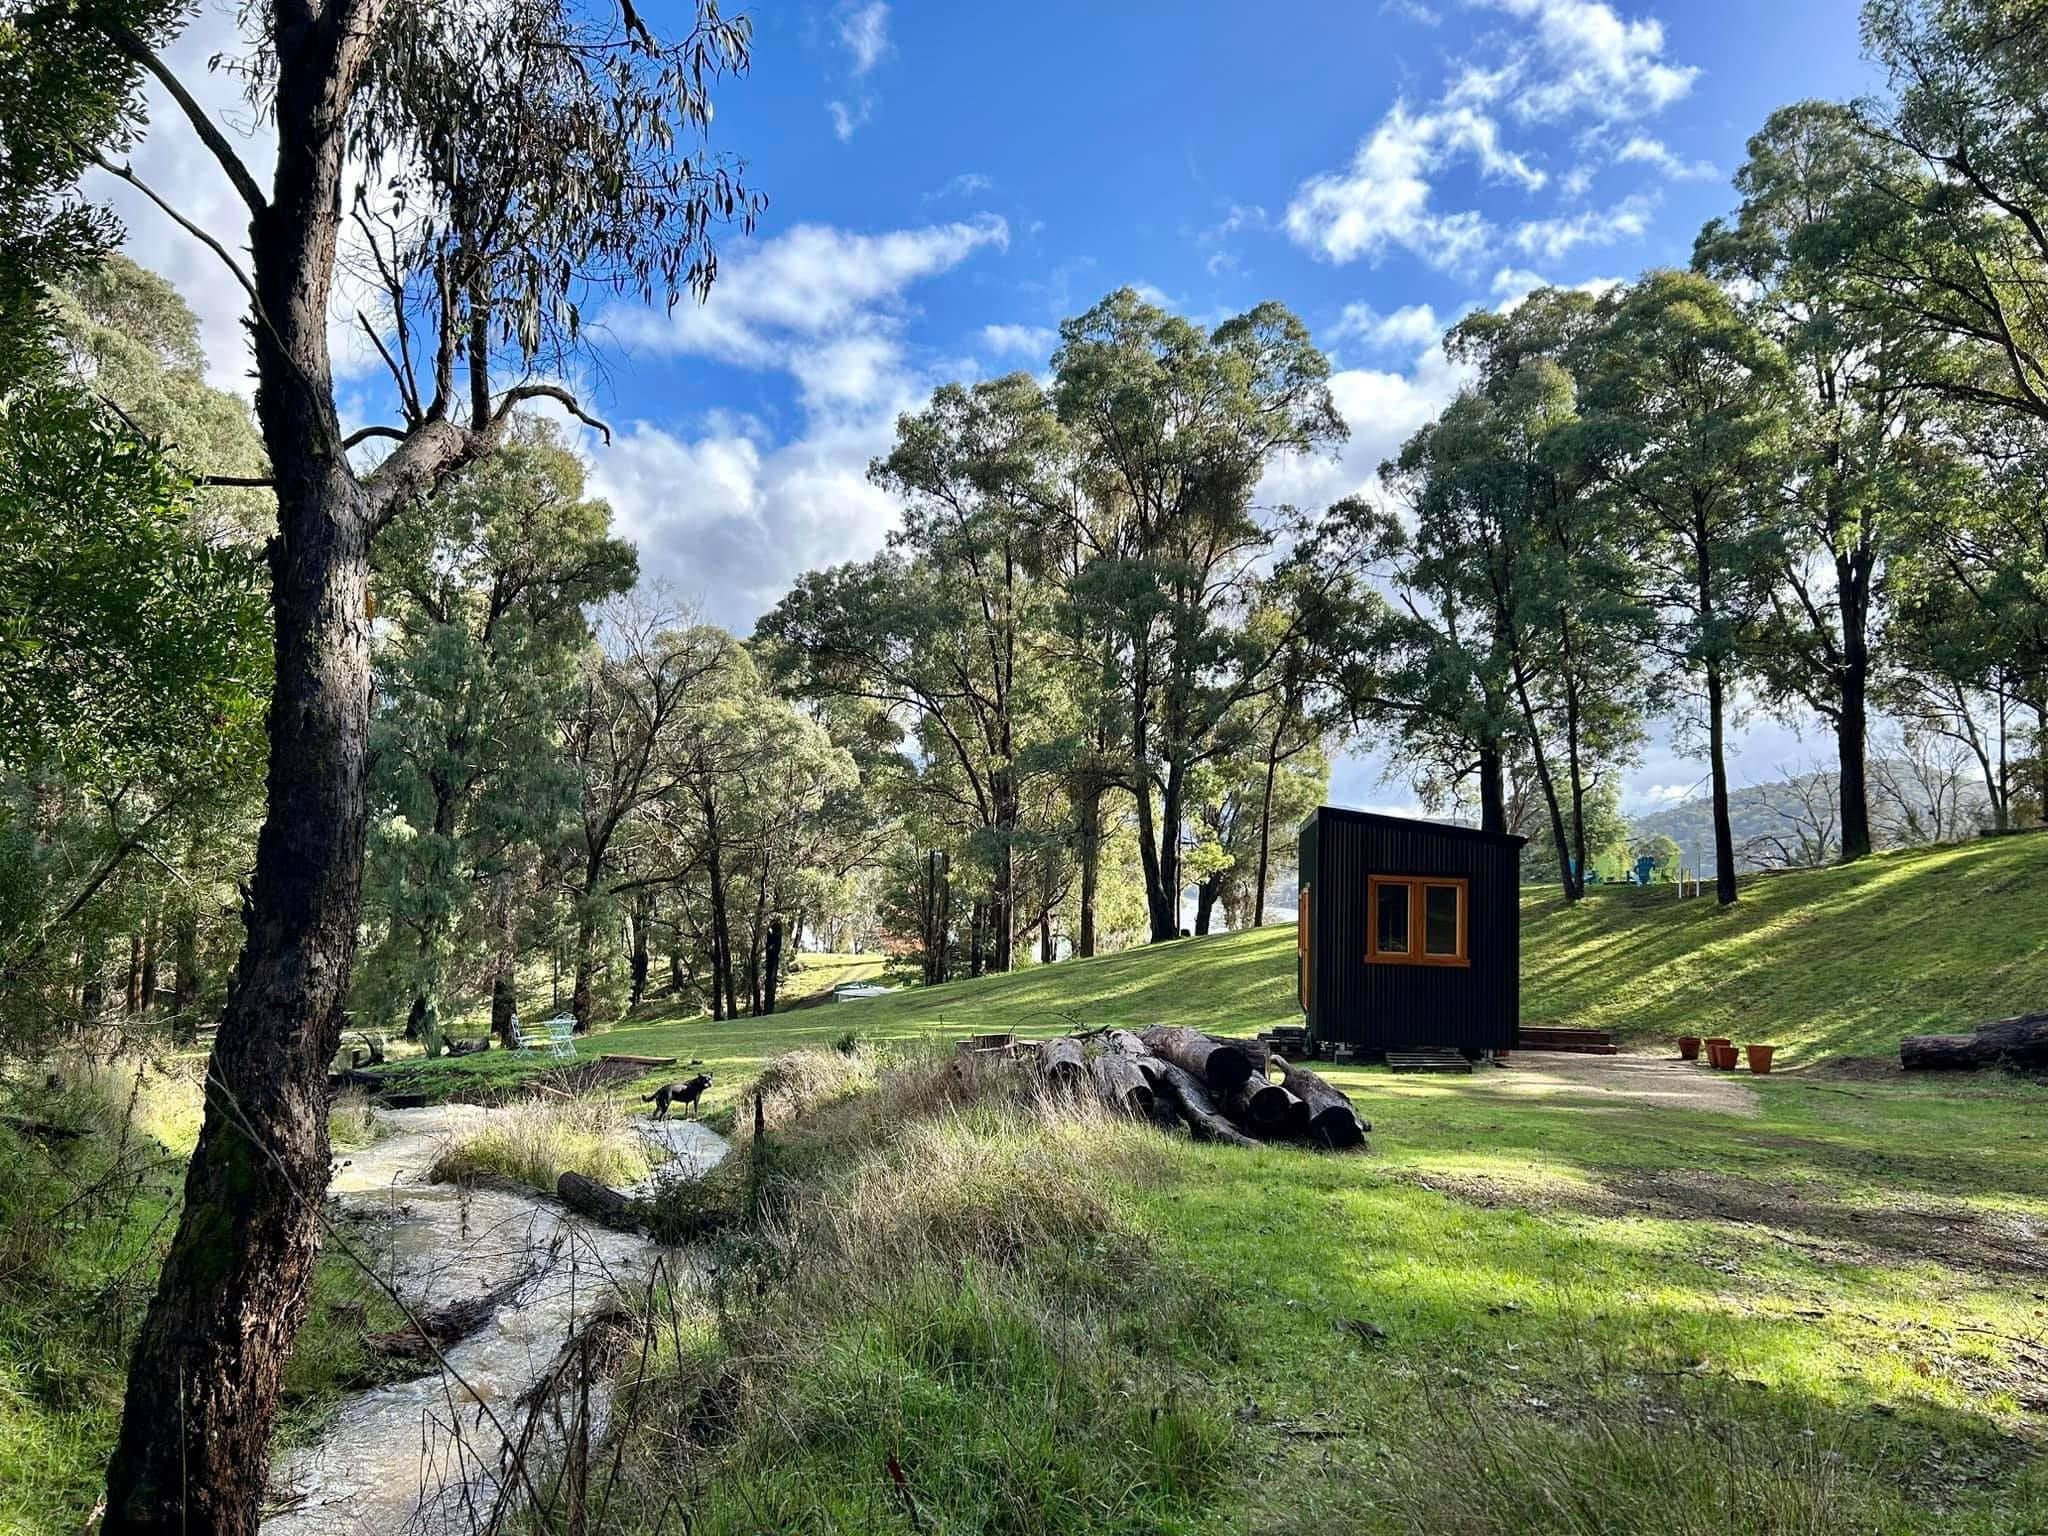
[1300,808,1520,1053]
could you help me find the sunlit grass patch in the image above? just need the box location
[428,1096,657,1193]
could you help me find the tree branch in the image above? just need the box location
[98,20,269,218]
[343,424,409,449]
[494,384,614,443]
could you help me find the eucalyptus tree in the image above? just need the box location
[1697,100,1931,861]
[13,0,764,1513]
[558,609,729,1029]
[1575,271,1790,904]
[1378,289,1652,901]
[363,414,635,1041]
[1053,288,1346,942]
[762,373,1068,972]
[52,255,271,532]
[1852,0,2048,428]
[1888,408,2048,824]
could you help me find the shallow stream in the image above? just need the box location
[261,1104,727,1535]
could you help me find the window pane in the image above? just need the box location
[1424,884,1460,956]
[1375,884,1409,955]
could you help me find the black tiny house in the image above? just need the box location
[1296,806,1525,1057]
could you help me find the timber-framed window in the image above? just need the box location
[1366,875,1469,966]
[1297,885,1312,1006]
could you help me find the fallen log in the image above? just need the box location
[1089,1053,1155,1117]
[1275,1057,1370,1149]
[1224,1076,1296,1131]
[1902,1011,2048,1071]
[1140,1026,1256,1093]
[1102,1030,1164,1086]
[1210,1034,1275,1079]
[1036,1036,1088,1090]
[1151,1061,1258,1148]
[557,1170,644,1233]
[1268,1085,1312,1138]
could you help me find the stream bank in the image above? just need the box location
[262,1105,727,1535]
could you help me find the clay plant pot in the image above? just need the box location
[1708,1043,1740,1070]
[1704,1036,1731,1049]
[1745,1043,1777,1074]
[1678,1035,1702,1062]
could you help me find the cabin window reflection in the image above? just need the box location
[1367,875,1469,967]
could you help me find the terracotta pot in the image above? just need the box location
[1704,1036,1731,1049]
[1678,1035,1702,1061]
[1746,1043,1777,1074]
[1709,1043,1739,1070]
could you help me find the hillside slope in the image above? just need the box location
[1521,831,2048,1060]
[613,831,2047,1071]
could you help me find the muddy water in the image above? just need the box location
[262,1105,728,1535]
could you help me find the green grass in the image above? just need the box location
[568,834,2048,1533]
[580,1039,2048,1534]
[581,831,2048,1110]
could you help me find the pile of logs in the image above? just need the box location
[1027,1025,1370,1151]
[1901,1011,2048,1072]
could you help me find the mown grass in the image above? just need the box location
[579,832,2048,1112]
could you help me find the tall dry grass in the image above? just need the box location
[429,1095,657,1193]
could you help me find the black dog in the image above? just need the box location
[643,1072,713,1120]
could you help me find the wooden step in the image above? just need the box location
[1386,1049,1473,1074]
[1519,1026,1615,1045]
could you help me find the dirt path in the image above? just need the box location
[262,1106,727,1535]
[1478,1051,1761,1116]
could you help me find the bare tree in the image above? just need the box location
[61,1,761,1527]
[1872,723,1980,845]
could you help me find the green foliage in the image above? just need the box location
[357,414,634,1033]
[0,386,267,786]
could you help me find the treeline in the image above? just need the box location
[8,0,2048,1066]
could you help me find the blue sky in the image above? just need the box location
[109,0,1885,820]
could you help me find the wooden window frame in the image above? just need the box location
[1297,885,1312,1008]
[1366,875,1470,967]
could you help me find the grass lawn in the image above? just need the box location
[14,834,2044,1531]
[561,834,2048,1532]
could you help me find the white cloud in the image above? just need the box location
[981,323,1056,359]
[579,216,1012,627]
[1198,203,1268,276]
[827,96,874,141]
[837,2,891,76]
[1332,301,1443,354]
[1284,101,1546,269]
[1615,134,1718,181]
[614,216,1009,381]
[1486,0,1699,122]
[583,412,909,630]
[1380,0,1443,22]
[1490,265,1625,310]
[84,4,271,395]
[1509,194,1655,262]
[824,3,890,140]
[1257,336,1474,515]
[927,171,994,201]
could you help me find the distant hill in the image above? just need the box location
[1629,764,1993,875]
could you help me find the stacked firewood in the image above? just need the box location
[1026,1025,1370,1151]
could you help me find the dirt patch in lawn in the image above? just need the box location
[1481,1051,1762,1117]
[1598,1171,2048,1278]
